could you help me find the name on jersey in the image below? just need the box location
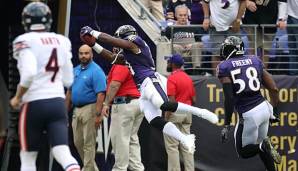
[231,59,252,67]
[40,37,60,45]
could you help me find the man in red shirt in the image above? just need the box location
[164,53,196,171]
[101,49,144,171]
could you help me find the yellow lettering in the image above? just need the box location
[271,136,279,149]
[288,136,296,154]
[279,112,287,126]
[270,136,297,152]
[215,108,225,126]
[216,88,223,102]
[207,84,216,102]
[215,108,237,126]
[277,155,297,171]
[279,89,288,102]
[288,112,298,126]
[270,112,298,127]
[288,159,297,171]
[277,155,287,171]
[289,88,297,102]
[280,136,286,150]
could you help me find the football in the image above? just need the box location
[80,33,96,46]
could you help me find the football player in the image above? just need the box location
[10,2,80,171]
[80,25,219,154]
[217,36,281,171]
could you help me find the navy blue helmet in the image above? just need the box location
[22,2,53,32]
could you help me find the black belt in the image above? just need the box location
[113,96,138,104]
[75,102,95,108]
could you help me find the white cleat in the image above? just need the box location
[181,134,196,154]
[195,109,219,124]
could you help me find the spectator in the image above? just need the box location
[166,0,192,21]
[190,0,204,25]
[164,54,195,171]
[66,44,106,171]
[243,0,287,68]
[286,0,298,75]
[10,2,80,170]
[268,29,289,75]
[140,0,165,21]
[202,0,246,75]
[165,5,203,71]
[101,48,144,171]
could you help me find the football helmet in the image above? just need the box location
[114,25,137,39]
[220,36,244,60]
[22,2,53,32]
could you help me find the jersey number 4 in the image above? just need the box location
[46,48,59,82]
[230,67,260,94]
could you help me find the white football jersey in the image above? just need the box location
[13,32,74,102]
[208,0,240,31]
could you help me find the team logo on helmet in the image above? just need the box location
[220,36,244,60]
[22,2,53,32]
[114,25,137,39]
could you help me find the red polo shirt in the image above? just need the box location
[107,64,140,97]
[167,69,195,105]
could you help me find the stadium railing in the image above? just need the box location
[166,24,298,76]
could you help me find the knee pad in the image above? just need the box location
[160,101,178,112]
[150,116,167,131]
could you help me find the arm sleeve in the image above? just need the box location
[222,83,235,125]
[61,38,74,88]
[93,68,107,93]
[17,50,38,88]
[217,63,230,79]
[13,37,37,88]
[127,35,146,48]
[278,0,287,20]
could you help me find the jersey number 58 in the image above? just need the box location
[230,67,260,94]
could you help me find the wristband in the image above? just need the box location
[90,30,102,39]
[103,102,110,107]
[204,16,210,19]
[92,43,103,54]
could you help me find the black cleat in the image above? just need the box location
[262,137,281,164]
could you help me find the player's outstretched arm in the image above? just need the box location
[80,33,125,65]
[80,26,139,54]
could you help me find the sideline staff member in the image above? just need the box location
[66,44,106,171]
[164,54,196,171]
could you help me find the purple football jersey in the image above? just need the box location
[122,35,156,85]
[217,56,265,114]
